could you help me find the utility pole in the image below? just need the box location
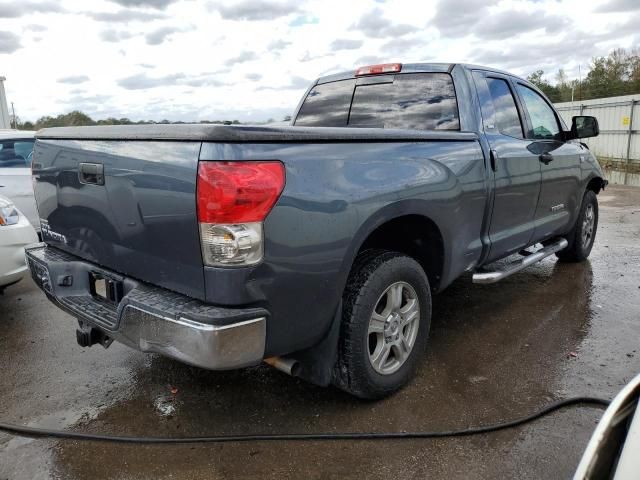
[11,102,16,129]
[0,76,10,129]
[578,65,582,101]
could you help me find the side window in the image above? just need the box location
[0,139,34,168]
[516,84,560,140]
[486,78,523,139]
[294,80,355,127]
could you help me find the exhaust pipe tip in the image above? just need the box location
[264,356,301,377]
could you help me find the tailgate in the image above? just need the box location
[32,139,205,300]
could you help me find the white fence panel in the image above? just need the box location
[555,94,640,185]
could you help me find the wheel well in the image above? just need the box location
[587,177,606,194]
[357,215,444,291]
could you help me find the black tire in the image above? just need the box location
[333,250,432,399]
[557,190,599,262]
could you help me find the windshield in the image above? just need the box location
[294,73,460,131]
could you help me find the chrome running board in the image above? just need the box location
[472,238,568,284]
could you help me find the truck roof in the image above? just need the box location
[0,129,35,139]
[316,62,518,85]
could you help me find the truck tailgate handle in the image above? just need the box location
[78,163,104,185]
[539,153,554,165]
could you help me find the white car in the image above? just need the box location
[0,194,38,292]
[574,373,640,479]
[0,129,38,231]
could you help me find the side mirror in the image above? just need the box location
[569,116,599,139]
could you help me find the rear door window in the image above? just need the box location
[294,80,355,127]
[486,78,524,139]
[0,139,35,168]
[348,73,459,130]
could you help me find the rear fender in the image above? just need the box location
[339,200,452,295]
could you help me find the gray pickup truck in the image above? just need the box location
[27,63,605,398]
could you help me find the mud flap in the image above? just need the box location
[290,300,343,387]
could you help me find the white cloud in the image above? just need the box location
[145,25,187,45]
[0,0,637,123]
[57,74,90,84]
[0,0,64,18]
[107,0,180,9]
[211,0,301,21]
[0,31,21,53]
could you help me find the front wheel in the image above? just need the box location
[557,190,599,262]
[333,251,431,399]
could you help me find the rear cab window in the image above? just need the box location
[294,73,460,131]
[0,139,35,168]
[294,80,355,127]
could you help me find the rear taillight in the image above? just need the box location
[197,161,285,267]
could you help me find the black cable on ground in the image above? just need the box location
[0,396,610,444]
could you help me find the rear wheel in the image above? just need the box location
[333,251,431,399]
[557,190,599,262]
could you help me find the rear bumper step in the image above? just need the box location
[25,243,268,370]
[472,238,568,284]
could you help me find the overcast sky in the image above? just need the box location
[0,0,638,123]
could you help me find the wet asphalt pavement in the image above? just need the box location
[1,185,639,479]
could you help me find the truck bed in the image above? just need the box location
[33,124,485,354]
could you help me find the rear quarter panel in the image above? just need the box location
[200,140,487,355]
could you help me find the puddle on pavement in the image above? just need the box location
[2,187,638,479]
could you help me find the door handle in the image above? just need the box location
[539,153,554,165]
[489,149,498,172]
[78,163,104,185]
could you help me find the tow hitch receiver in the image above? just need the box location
[76,322,113,348]
[89,272,123,305]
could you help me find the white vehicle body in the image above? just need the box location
[0,129,38,231]
[575,373,640,479]
[0,194,38,290]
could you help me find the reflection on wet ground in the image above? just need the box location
[1,185,639,479]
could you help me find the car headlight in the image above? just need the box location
[0,203,20,226]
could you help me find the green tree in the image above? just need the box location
[524,49,640,103]
[555,69,574,102]
[581,48,640,100]
[25,109,249,128]
[526,70,561,102]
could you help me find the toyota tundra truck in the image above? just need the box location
[26,63,605,398]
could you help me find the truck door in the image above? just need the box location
[472,71,542,262]
[512,82,582,242]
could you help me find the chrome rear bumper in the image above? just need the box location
[26,243,267,370]
[115,305,266,369]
